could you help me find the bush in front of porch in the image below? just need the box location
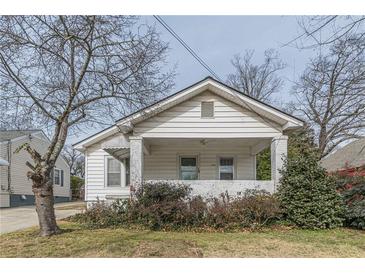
[70,182,281,231]
[277,135,344,229]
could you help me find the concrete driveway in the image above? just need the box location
[0,201,85,234]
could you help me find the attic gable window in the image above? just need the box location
[201,101,214,118]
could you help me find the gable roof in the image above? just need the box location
[321,138,365,171]
[116,77,304,125]
[0,130,42,142]
[74,77,304,150]
[0,129,70,168]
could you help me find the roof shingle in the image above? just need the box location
[321,138,365,171]
[0,130,41,142]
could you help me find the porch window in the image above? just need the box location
[106,157,121,187]
[180,157,198,180]
[219,157,234,180]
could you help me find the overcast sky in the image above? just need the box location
[70,16,319,144]
[144,16,317,101]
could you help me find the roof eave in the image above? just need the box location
[116,78,304,128]
[73,77,304,149]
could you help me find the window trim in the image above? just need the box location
[178,155,199,180]
[104,156,123,188]
[53,168,64,186]
[124,157,130,187]
[200,101,215,119]
[217,156,236,180]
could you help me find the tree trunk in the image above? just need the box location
[318,126,327,158]
[33,180,60,236]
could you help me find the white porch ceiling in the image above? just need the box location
[103,147,130,161]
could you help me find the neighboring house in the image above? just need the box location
[74,77,304,206]
[0,130,71,207]
[321,138,365,176]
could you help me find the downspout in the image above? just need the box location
[7,140,11,192]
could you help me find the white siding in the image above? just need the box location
[84,89,285,202]
[85,145,129,202]
[144,141,255,180]
[0,142,9,191]
[8,134,71,197]
[134,91,282,138]
[85,141,256,201]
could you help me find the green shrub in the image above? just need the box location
[345,200,365,229]
[335,175,365,229]
[256,128,319,181]
[70,182,281,231]
[71,176,84,200]
[277,150,344,229]
[256,148,271,180]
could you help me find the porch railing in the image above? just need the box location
[144,179,275,198]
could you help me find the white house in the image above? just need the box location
[74,77,304,205]
[0,130,71,207]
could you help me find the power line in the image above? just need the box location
[281,16,338,48]
[153,15,223,81]
[154,15,290,141]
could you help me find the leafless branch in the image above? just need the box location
[0,15,174,235]
[293,35,365,158]
[226,49,286,103]
[284,16,365,49]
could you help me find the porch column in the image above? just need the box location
[129,136,144,192]
[271,135,288,190]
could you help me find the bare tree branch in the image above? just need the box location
[284,16,365,49]
[293,34,365,158]
[62,145,85,178]
[226,49,286,103]
[0,15,174,236]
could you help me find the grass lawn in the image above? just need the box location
[0,221,364,258]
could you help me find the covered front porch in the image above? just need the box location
[102,135,288,198]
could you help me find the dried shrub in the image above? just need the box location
[70,199,122,228]
[70,182,281,231]
[206,190,281,229]
[135,182,191,206]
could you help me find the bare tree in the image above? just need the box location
[62,145,84,178]
[0,16,173,236]
[284,16,365,48]
[0,88,35,130]
[293,35,365,158]
[226,49,286,103]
